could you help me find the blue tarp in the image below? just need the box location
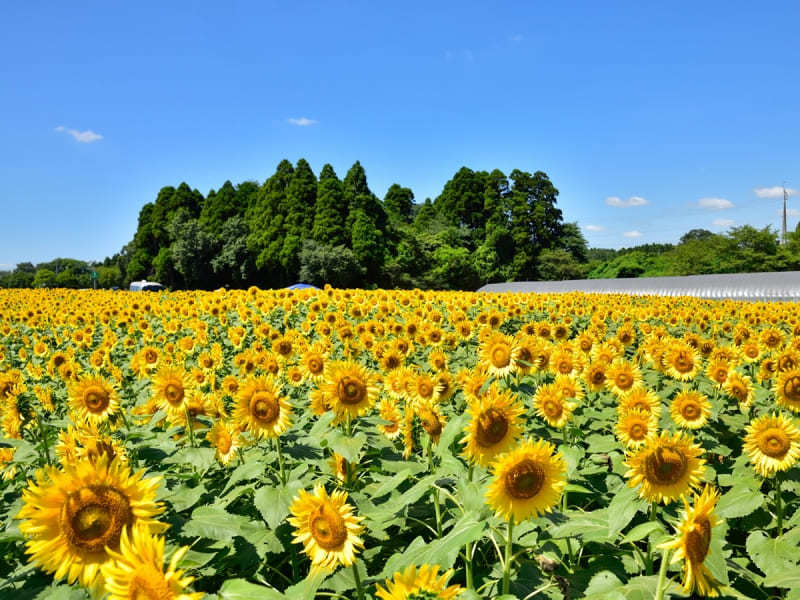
[286,283,320,290]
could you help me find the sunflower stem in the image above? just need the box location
[465,541,474,589]
[563,489,575,566]
[275,436,286,486]
[35,410,51,467]
[426,436,442,537]
[654,548,673,600]
[352,562,365,600]
[185,406,195,448]
[775,474,784,537]
[502,516,515,595]
[646,502,658,575]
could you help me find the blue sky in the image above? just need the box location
[1,1,799,267]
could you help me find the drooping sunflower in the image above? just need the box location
[723,372,754,408]
[670,390,711,430]
[321,361,380,418]
[206,419,243,465]
[479,332,519,378]
[234,375,292,439]
[288,484,365,573]
[416,402,446,444]
[775,369,800,413]
[16,455,165,589]
[375,564,464,600]
[152,365,195,419]
[743,412,800,477]
[659,484,723,597]
[68,374,120,425]
[625,430,706,504]
[485,438,567,522]
[533,383,576,429]
[377,398,403,440]
[101,523,202,600]
[616,409,658,449]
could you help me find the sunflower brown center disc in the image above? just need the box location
[544,400,563,419]
[681,403,700,420]
[616,374,632,389]
[759,428,789,458]
[308,358,323,374]
[164,382,184,405]
[630,423,646,440]
[591,369,606,385]
[60,485,131,552]
[144,349,158,364]
[685,518,711,564]
[338,376,366,405]
[505,459,545,499]
[491,345,511,368]
[644,446,688,485]
[421,410,442,437]
[783,376,800,402]
[251,392,279,424]
[309,504,347,550]
[674,352,693,372]
[476,408,508,446]
[83,386,109,413]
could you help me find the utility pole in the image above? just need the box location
[782,183,788,245]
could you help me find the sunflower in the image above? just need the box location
[301,347,327,381]
[152,365,194,419]
[722,372,754,408]
[625,431,706,504]
[553,374,585,402]
[69,374,120,425]
[461,386,524,466]
[16,455,164,589]
[665,343,701,381]
[485,438,567,522]
[775,369,800,412]
[618,386,662,420]
[743,413,800,477]
[705,359,731,386]
[102,523,202,600]
[377,398,403,440]
[376,564,464,600]
[584,361,609,392]
[606,359,642,396]
[533,383,576,429]
[479,332,519,378]
[234,375,292,439]
[616,409,658,449]
[322,361,380,418]
[288,484,365,573]
[206,420,243,465]
[329,452,351,482]
[670,390,711,430]
[659,485,723,597]
[416,402,446,444]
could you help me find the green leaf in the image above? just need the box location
[765,567,800,589]
[716,480,764,519]
[607,484,646,538]
[434,412,470,457]
[621,521,665,544]
[253,480,304,530]
[746,529,800,577]
[327,431,366,462]
[217,579,285,600]
[167,482,206,512]
[583,570,625,600]
[551,509,610,543]
[222,460,267,493]
[165,447,216,472]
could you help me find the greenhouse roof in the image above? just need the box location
[477,271,800,301]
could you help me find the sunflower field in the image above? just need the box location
[1,287,800,600]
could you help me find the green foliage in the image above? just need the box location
[298,240,365,288]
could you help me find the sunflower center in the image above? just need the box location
[216,431,232,455]
[144,350,158,364]
[685,518,711,565]
[309,504,348,551]
[251,392,279,424]
[591,369,606,385]
[475,408,509,446]
[758,427,790,458]
[673,352,693,373]
[557,360,572,374]
[308,358,323,374]
[616,373,633,389]
[420,410,443,438]
[730,384,747,401]
[782,376,800,402]
[491,345,511,369]
[60,485,131,553]
[681,402,700,420]
[629,423,646,440]
[128,564,174,600]
[543,399,563,419]
[83,385,110,413]
[164,382,184,406]
[644,446,688,485]
[337,376,366,405]
[505,459,546,499]
[417,382,433,399]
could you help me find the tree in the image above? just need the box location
[537,249,585,281]
[168,212,217,289]
[434,167,487,248]
[313,164,348,246]
[680,229,714,244]
[298,240,366,288]
[384,184,414,224]
[427,245,480,290]
[280,159,317,278]
[211,216,255,287]
[350,209,385,280]
[33,268,56,288]
[248,160,294,282]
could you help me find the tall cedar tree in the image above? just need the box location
[248,160,294,282]
[313,164,348,246]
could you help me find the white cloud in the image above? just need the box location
[698,197,733,210]
[712,218,735,227]
[605,196,649,207]
[509,33,524,43]
[755,186,798,198]
[287,117,318,127]
[584,224,605,231]
[623,230,643,238]
[55,125,103,143]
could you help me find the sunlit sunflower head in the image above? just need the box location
[416,402,446,444]
[512,335,540,375]
[462,385,523,467]
[102,522,202,600]
[553,374,585,402]
[152,365,195,418]
[605,359,642,396]
[322,361,380,419]
[234,375,292,439]
[775,369,800,413]
[670,390,711,430]
[743,412,800,477]
[624,430,706,504]
[479,332,519,378]
[533,383,576,429]
[69,374,120,425]
[584,360,609,392]
[705,359,731,386]
[375,563,464,600]
[16,455,165,589]
[377,398,403,440]
[413,372,437,404]
[665,343,701,381]
[485,438,567,522]
[618,386,662,420]
[206,419,243,465]
[723,372,754,408]
[616,409,658,449]
[288,484,365,573]
[301,348,327,382]
[659,484,723,597]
